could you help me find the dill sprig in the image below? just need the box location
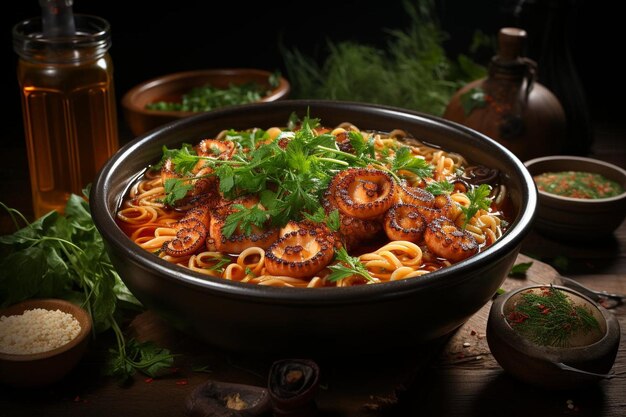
[281,0,487,116]
[506,286,601,348]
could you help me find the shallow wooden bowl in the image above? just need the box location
[121,68,290,136]
[0,298,92,388]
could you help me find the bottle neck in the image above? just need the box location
[488,56,529,81]
[13,14,111,64]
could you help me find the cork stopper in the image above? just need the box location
[497,27,527,61]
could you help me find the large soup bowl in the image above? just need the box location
[90,100,537,354]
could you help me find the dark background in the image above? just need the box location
[1,0,621,156]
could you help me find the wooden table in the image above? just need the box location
[1,125,625,416]
[0,247,624,417]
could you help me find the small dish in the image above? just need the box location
[487,285,621,390]
[0,298,92,388]
[185,380,270,416]
[121,68,290,136]
[524,155,626,240]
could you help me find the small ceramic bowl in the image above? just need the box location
[0,298,92,388]
[487,285,621,390]
[524,155,626,240]
[121,68,290,136]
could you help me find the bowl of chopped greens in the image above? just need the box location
[524,155,626,240]
[121,68,290,136]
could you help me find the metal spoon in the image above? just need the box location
[551,361,616,380]
[555,275,625,308]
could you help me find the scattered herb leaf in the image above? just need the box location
[509,262,533,277]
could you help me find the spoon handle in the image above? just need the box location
[556,275,625,306]
[553,362,615,380]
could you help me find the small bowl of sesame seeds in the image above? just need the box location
[0,298,92,388]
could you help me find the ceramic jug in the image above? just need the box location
[443,27,566,162]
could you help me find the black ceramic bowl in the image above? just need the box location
[90,100,537,354]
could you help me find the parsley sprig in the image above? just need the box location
[0,192,176,384]
[460,183,492,227]
[326,247,374,283]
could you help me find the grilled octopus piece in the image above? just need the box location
[334,168,396,220]
[396,181,435,207]
[163,205,211,257]
[424,217,478,262]
[383,203,427,243]
[195,139,236,160]
[265,226,337,279]
[207,195,278,254]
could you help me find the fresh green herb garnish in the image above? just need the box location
[327,247,374,283]
[390,146,434,179]
[507,285,601,347]
[425,179,454,195]
[221,204,271,238]
[145,73,281,113]
[158,115,385,236]
[163,178,194,206]
[303,207,341,232]
[460,183,492,227]
[0,192,176,384]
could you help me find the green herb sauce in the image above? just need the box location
[533,170,623,199]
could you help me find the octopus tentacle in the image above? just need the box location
[396,182,435,207]
[384,203,427,243]
[322,189,382,249]
[163,204,212,257]
[424,217,478,262]
[335,168,396,219]
[265,229,335,279]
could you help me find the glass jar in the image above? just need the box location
[13,14,119,218]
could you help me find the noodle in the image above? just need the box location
[115,116,512,288]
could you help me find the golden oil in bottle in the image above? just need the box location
[13,14,119,218]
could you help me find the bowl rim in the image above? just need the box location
[524,155,626,203]
[0,298,92,362]
[121,67,291,117]
[91,99,537,304]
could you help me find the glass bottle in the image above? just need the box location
[443,27,567,162]
[13,10,119,218]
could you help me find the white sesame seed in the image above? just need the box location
[0,308,81,354]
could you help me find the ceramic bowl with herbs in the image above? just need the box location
[0,298,92,388]
[121,68,290,136]
[524,155,626,240]
[487,284,620,390]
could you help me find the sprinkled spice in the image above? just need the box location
[533,170,623,199]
